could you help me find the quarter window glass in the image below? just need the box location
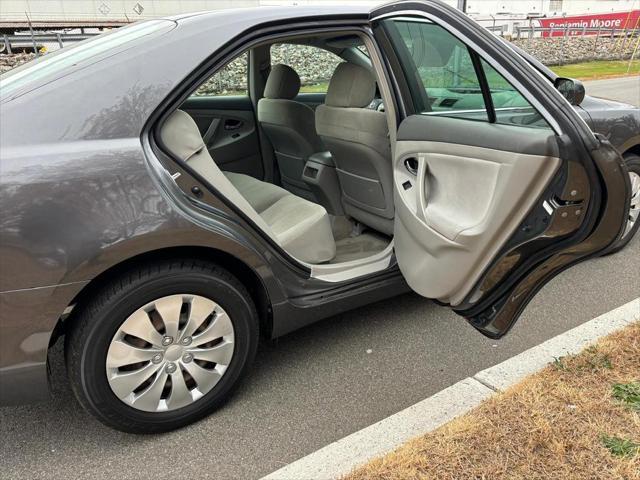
[481,59,550,129]
[193,52,248,97]
[270,44,344,93]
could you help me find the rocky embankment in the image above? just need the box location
[1,36,636,93]
[0,52,36,73]
[512,35,637,65]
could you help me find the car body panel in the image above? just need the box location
[0,5,404,404]
[577,96,640,155]
[0,281,87,405]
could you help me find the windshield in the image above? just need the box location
[0,20,173,98]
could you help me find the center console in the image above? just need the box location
[301,151,344,216]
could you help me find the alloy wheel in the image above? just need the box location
[105,294,235,412]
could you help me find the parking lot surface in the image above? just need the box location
[1,239,638,480]
[583,76,639,106]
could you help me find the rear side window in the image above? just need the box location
[270,44,344,93]
[192,52,249,97]
[382,18,551,130]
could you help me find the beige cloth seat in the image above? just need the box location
[315,63,393,235]
[160,109,336,264]
[257,64,324,201]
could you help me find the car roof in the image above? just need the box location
[166,4,372,25]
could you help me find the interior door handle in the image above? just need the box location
[404,157,419,175]
[224,119,243,130]
[416,156,429,222]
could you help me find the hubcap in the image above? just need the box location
[105,294,235,412]
[623,171,640,238]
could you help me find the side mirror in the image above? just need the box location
[554,77,586,106]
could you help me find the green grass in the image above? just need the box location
[601,435,640,458]
[551,60,640,80]
[297,60,639,94]
[612,382,640,411]
[299,82,329,93]
[550,346,612,373]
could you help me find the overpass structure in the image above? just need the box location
[0,1,260,32]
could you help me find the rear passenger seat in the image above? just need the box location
[160,109,336,264]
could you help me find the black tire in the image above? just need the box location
[605,153,640,255]
[65,259,259,434]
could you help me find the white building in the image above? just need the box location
[0,1,260,26]
[0,0,637,28]
[464,0,637,16]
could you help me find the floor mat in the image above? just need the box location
[331,232,390,263]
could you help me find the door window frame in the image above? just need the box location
[372,12,564,136]
[148,22,399,279]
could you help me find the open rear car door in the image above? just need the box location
[370,1,630,338]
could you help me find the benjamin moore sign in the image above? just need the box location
[537,10,640,36]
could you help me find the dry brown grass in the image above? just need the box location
[345,322,640,480]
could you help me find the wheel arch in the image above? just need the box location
[50,246,274,351]
[622,144,640,158]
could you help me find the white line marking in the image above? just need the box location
[260,298,639,480]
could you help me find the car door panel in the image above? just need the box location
[181,96,264,178]
[370,2,629,338]
[461,139,629,337]
[394,118,562,305]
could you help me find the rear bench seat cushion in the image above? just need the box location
[159,109,335,264]
[225,172,336,263]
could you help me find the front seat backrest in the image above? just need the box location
[257,64,324,201]
[315,63,393,235]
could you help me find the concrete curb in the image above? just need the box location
[261,298,639,480]
[474,297,639,390]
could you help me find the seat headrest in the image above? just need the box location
[325,63,376,108]
[159,109,206,162]
[264,64,301,100]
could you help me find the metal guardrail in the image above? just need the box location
[1,32,99,54]
[514,26,638,39]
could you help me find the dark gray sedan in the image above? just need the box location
[0,0,633,433]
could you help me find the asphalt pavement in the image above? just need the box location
[2,234,638,480]
[1,80,639,480]
[583,76,639,106]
